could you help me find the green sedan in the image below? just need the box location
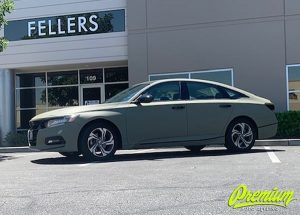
[28,79,277,160]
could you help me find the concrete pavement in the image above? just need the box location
[0,146,299,215]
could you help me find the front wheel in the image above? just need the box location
[225,119,257,152]
[79,122,120,161]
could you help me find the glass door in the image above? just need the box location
[80,85,104,105]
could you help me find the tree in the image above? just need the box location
[0,0,14,52]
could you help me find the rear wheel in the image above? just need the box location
[225,118,257,152]
[79,122,119,161]
[185,145,206,152]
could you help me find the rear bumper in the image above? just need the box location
[258,123,278,139]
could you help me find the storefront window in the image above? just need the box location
[149,69,233,86]
[80,69,103,84]
[105,83,129,100]
[149,73,189,81]
[16,67,129,130]
[105,67,128,82]
[287,65,300,110]
[16,88,46,109]
[16,73,46,88]
[48,87,79,107]
[190,70,232,86]
[47,71,78,86]
[17,109,46,129]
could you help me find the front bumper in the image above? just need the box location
[28,122,81,152]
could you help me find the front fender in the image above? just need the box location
[75,110,128,149]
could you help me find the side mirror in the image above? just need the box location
[137,94,154,103]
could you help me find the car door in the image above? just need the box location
[184,81,233,141]
[126,81,188,147]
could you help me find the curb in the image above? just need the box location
[0,147,36,153]
[255,139,300,146]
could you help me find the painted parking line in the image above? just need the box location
[264,146,281,163]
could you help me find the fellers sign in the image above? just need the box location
[5,9,125,41]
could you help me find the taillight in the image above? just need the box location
[265,103,275,111]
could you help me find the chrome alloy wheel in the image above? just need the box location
[87,128,115,157]
[231,123,253,149]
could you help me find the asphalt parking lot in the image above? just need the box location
[0,146,299,215]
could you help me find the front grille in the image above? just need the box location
[28,130,38,146]
[28,120,45,146]
[29,120,43,129]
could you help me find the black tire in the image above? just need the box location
[225,118,257,152]
[185,145,206,152]
[59,152,81,159]
[79,122,120,161]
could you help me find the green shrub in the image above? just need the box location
[3,132,28,147]
[275,111,300,139]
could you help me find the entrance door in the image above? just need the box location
[80,86,104,105]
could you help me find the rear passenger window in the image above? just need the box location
[186,82,227,100]
[224,88,248,99]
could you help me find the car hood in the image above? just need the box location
[31,102,126,121]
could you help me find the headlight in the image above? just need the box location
[46,115,79,128]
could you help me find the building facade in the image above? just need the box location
[0,0,300,143]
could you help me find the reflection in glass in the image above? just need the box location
[80,69,103,84]
[16,88,46,109]
[144,82,180,102]
[289,92,300,111]
[149,73,189,81]
[191,70,232,85]
[16,73,46,88]
[105,83,129,100]
[83,87,101,105]
[48,87,79,107]
[47,71,78,86]
[105,67,128,82]
[16,109,46,129]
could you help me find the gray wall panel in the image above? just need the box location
[285,0,300,15]
[147,0,283,28]
[128,0,287,111]
[146,21,286,110]
[128,33,148,84]
[127,0,146,30]
[286,16,300,64]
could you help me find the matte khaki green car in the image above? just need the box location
[28,79,277,160]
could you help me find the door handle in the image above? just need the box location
[219,104,231,108]
[172,106,185,110]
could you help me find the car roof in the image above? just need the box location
[135,78,258,99]
[138,78,233,89]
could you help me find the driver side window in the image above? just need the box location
[144,82,181,102]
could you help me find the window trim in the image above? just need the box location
[285,64,300,111]
[149,68,234,86]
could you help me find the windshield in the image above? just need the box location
[105,83,149,103]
